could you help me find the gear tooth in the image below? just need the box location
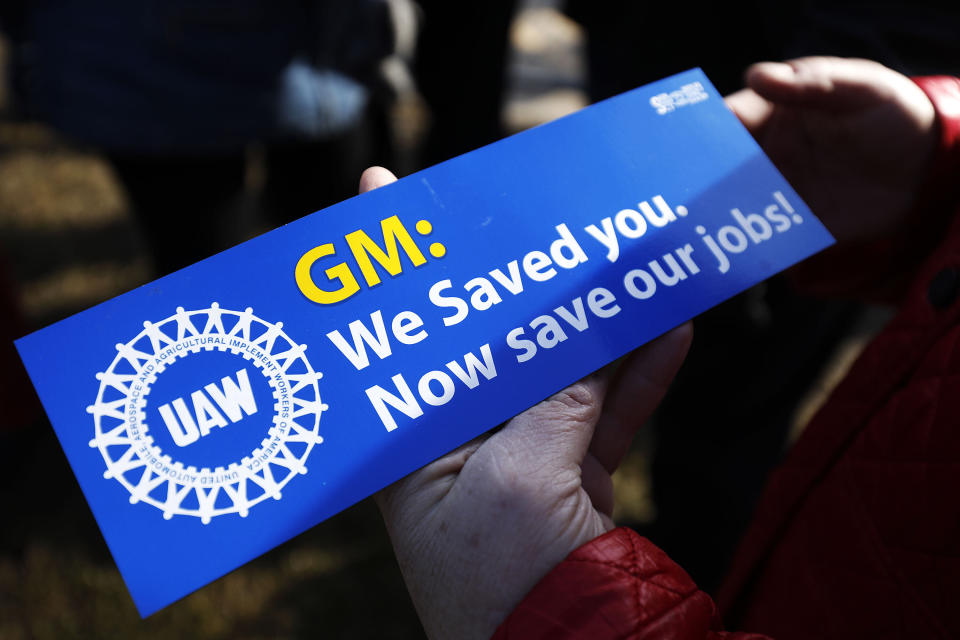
[129,496,139,504]
[163,511,174,520]
[211,302,220,309]
[115,343,124,351]
[239,508,249,518]
[103,470,113,479]
[176,306,185,314]
[201,515,212,525]
[86,405,95,414]
[89,439,98,448]
[272,491,282,501]
[316,371,323,380]
[320,403,330,412]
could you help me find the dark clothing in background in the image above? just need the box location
[8,0,397,275]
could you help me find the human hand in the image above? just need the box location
[725,57,937,295]
[362,161,692,640]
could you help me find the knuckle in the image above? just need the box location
[545,380,602,424]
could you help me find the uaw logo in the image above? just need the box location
[87,303,326,524]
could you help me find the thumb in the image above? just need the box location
[745,57,903,112]
[495,371,610,469]
[359,166,398,194]
[725,87,775,136]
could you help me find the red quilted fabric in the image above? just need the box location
[492,527,770,640]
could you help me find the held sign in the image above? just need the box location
[16,69,833,616]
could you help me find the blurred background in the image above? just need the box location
[1,0,957,637]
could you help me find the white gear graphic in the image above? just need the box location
[87,303,327,524]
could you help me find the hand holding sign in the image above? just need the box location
[725,56,937,297]
[364,168,694,640]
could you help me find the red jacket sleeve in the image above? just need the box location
[913,76,960,209]
[492,527,770,640]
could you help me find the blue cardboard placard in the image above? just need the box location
[16,69,833,616]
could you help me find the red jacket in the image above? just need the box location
[494,76,960,640]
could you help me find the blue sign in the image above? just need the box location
[16,69,833,616]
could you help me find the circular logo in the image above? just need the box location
[87,303,327,524]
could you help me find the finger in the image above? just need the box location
[359,166,398,194]
[497,370,610,466]
[725,88,774,136]
[589,323,692,474]
[744,57,902,112]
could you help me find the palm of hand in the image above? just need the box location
[376,380,615,640]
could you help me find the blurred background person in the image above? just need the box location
[7,0,416,276]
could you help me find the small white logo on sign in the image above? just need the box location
[87,303,327,523]
[650,81,709,115]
